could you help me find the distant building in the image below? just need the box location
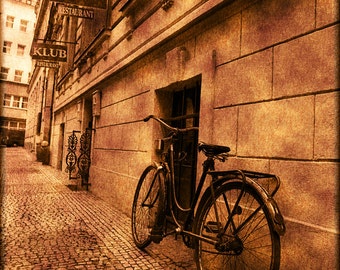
[0,0,37,146]
[28,0,339,268]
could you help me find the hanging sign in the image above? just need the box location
[31,43,68,62]
[36,61,60,69]
[57,4,95,19]
[52,0,107,9]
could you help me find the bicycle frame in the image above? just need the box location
[144,115,285,246]
[156,134,226,245]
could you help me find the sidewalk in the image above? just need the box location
[0,147,196,270]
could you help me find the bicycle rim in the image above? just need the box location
[194,181,280,270]
[131,165,165,249]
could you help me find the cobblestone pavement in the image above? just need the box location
[0,147,196,269]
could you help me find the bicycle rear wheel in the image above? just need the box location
[131,165,165,249]
[194,181,280,270]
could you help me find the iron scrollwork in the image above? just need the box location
[65,130,80,179]
[77,128,92,189]
[65,129,92,190]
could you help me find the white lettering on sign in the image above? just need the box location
[53,0,106,9]
[58,5,94,19]
[33,47,67,58]
[31,43,68,62]
[36,61,60,69]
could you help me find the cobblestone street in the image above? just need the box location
[0,147,196,269]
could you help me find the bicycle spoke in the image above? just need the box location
[131,165,165,249]
[195,182,280,270]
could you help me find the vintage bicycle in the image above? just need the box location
[131,115,286,269]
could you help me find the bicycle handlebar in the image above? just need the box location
[143,115,199,133]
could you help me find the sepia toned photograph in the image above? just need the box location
[0,0,339,269]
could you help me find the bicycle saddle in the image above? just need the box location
[198,142,230,156]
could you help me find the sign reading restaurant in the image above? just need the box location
[52,0,107,9]
[57,5,94,19]
[31,43,68,62]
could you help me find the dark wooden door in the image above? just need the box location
[170,84,200,220]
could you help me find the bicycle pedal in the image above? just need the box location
[205,221,222,233]
[150,234,163,243]
[150,228,163,243]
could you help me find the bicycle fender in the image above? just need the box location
[241,177,286,236]
[205,177,286,236]
[265,196,286,236]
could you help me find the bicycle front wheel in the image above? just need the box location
[131,165,165,249]
[194,181,280,270]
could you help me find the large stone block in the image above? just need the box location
[136,121,152,151]
[214,156,270,173]
[273,25,339,98]
[280,221,338,269]
[316,0,339,27]
[120,123,146,151]
[146,57,167,90]
[212,107,238,155]
[214,49,272,108]
[315,91,340,159]
[165,47,181,82]
[101,75,126,107]
[196,14,241,66]
[180,39,201,82]
[238,96,314,159]
[126,67,149,97]
[95,125,123,149]
[131,93,151,121]
[90,166,135,215]
[93,149,131,176]
[241,0,315,54]
[116,98,134,124]
[127,151,151,179]
[165,41,196,83]
[270,159,338,231]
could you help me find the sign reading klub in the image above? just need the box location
[31,43,68,62]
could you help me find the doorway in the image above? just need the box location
[171,84,200,213]
[156,77,201,222]
[57,123,65,170]
[83,98,93,131]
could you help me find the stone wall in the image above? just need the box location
[209,0,339,268]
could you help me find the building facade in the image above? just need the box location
[0,0,36,146]
[27,0,339,268]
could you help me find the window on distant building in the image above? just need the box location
[12,96,21,107]
[3,94,28,109]
[5,120,26,130]
[20,19,28,32]
[3,94,12,107]
[6,16,15,28]
[0,120,9,128]
[18,122,26,130]
[9,121,17,129]
[3,41,12,54]
[17,44,26,56]
[14,70,23,82]
[22,97,28,109]
[0,67,10,80]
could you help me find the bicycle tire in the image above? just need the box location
[131,164,166,249]
[194,181,280,270]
